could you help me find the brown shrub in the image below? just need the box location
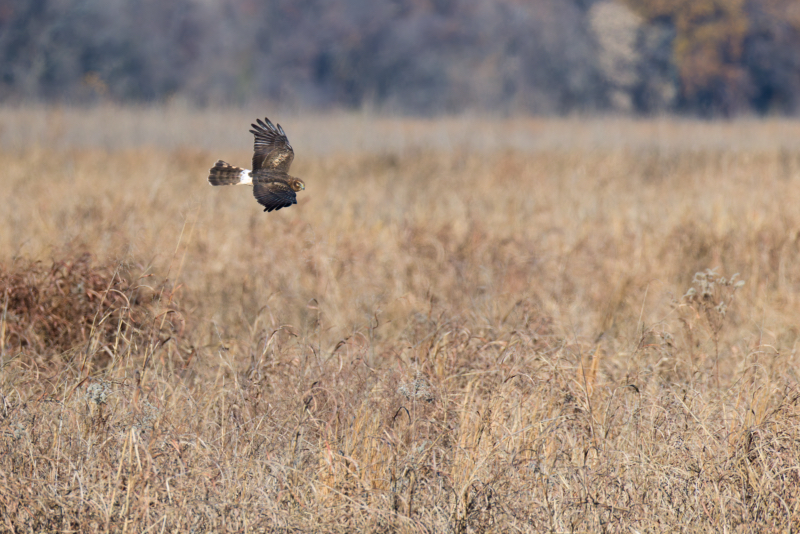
[0,251,185,369]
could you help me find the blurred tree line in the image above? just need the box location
[0,0,798,115]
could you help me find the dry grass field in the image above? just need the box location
[2,106,800,532]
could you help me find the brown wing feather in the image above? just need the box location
[253,181,297,212]
[250,118,295,173]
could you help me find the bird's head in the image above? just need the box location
[291,178,305,192]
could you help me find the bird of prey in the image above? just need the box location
[208,117,305,212]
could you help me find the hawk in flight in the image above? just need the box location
[208,117,305,212]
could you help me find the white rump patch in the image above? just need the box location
[239,169,253,185]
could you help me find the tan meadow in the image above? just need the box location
[2,106,800,532]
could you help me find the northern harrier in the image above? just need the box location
[208,117,305,212]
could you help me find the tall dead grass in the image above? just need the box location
[2,107,800,532]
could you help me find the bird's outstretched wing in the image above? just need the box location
[253,181,297,212]
[250,118,295,173]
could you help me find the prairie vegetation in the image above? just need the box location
[2,106,800,532]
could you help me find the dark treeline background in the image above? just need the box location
[1,0,799,116]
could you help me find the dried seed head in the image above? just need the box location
[86,382,110,405]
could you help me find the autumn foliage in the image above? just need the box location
[2,0,800,115]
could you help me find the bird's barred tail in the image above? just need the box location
[208,160,247,186]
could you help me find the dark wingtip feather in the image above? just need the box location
[251,117,283,137]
